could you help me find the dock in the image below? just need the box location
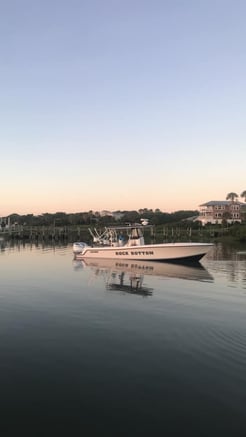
[0,225,88,242]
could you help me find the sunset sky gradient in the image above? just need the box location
[1,0,246,216]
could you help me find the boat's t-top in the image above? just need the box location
[88,223,152,248]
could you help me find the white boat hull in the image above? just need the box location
[73,242,213,263]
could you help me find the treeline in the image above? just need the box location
[5,209,199,227]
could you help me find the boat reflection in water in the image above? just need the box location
[106,270,153,297]
[74,258,213,297]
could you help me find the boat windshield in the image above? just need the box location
[130,228,143,239]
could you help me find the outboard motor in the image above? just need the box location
[73,242,88,254]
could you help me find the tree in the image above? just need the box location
[240,190,246,202]
[226,192,238,202]
[222,211,232,220]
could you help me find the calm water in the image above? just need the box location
[0,241,246,436]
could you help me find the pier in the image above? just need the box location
[0,224,213,244]
[0,225,88,242]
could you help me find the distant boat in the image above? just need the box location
[73,224,213,264]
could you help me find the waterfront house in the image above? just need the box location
[198,201,244,225]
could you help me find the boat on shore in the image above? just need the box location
[73,223,213,264]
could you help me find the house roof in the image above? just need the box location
[200,200,244,206]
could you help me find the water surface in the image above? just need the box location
[0,242,246,436]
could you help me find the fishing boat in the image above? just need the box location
[73,223,213,264]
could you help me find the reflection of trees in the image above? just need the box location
[0,240,6,252]
[207,243,246,288]
[207,243,236,260]
[229,263,237,283]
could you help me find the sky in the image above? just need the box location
[1,0,246,216]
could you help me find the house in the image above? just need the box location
[198,201,244,225]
